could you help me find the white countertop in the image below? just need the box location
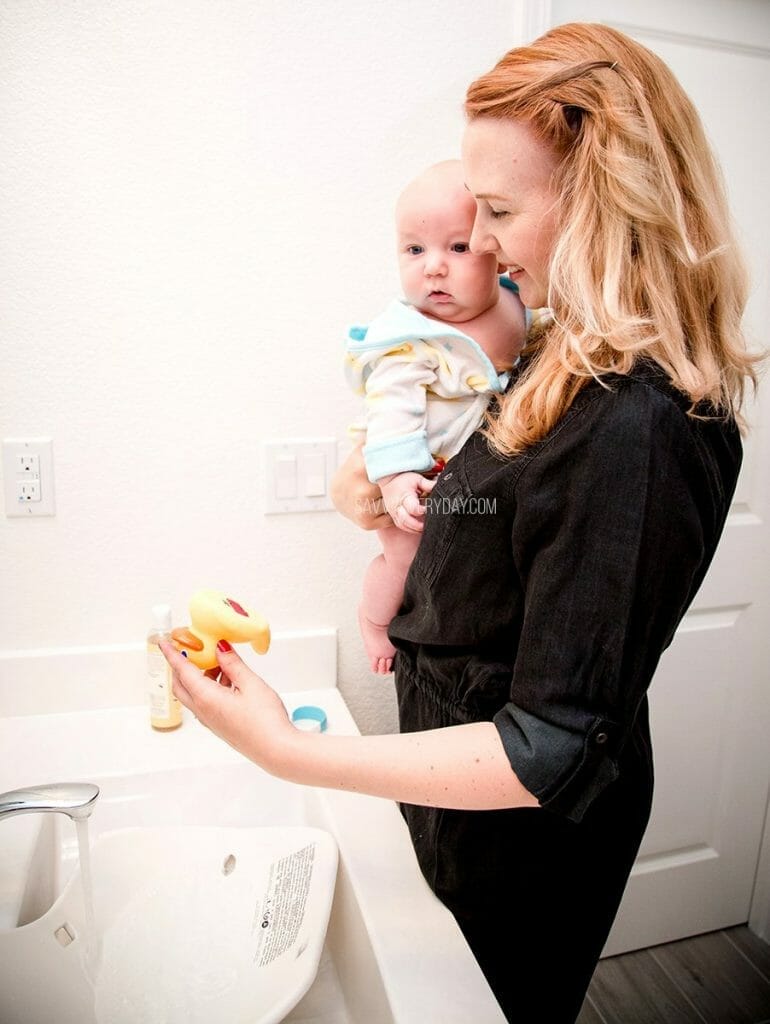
[0,689,354,791]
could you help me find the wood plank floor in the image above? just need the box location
[577,927,770,1024]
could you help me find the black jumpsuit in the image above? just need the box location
[389,361,742,1023]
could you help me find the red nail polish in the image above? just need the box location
[217,639,233,653]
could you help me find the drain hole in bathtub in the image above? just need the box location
[222,853,236,876]
[54,923,76,947]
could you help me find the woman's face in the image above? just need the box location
[462,117,561,310]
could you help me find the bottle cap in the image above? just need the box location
[291,705,328,733]
[151,603,172,632]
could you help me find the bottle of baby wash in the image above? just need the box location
[146,603,182,731]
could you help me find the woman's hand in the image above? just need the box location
[379,472,435,533]
[331,443,437,532]
[159,639,296,773]
[330,443,392,530]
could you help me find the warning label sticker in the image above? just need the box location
[252,843,316,967]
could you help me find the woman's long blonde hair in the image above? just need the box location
[465,22,758,454]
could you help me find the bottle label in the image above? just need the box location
[147,644,180,723]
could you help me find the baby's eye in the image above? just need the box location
[406,245,424,256]
[490,209,509,220]
[451,243,470,253]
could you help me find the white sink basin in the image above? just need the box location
[0,689,507,1023]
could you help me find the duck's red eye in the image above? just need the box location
[224,597,249,617]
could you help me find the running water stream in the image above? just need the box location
[74,819,99,977]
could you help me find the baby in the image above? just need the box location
[345,160,528,673]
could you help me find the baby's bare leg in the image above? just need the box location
[359,527,421,675]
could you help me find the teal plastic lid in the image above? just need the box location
[291,705,328,733]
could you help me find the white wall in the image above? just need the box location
[0,1,517,731]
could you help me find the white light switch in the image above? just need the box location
[302,452,326,497]
[274,454,298,499]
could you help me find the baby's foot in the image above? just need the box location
[358,608,396,675]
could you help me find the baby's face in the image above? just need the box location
[396,177,501,325]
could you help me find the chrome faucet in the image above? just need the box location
[0,782,99,822]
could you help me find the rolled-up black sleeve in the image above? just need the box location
[494,382,718,822]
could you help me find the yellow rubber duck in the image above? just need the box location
[170,589,270,670]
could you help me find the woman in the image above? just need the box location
[162,23,758,1022]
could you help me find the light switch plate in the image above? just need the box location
[262,439,337,514]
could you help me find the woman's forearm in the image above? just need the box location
[276,720,540,811]
[160,640,538,813]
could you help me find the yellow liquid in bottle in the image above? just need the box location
[147,632,182,731]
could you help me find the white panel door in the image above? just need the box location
[542,0,770,954]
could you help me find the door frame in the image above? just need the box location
[750,793,770,941]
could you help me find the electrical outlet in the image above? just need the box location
[2,438,55,517]
[17,454,40,474]
[18,479,41,502]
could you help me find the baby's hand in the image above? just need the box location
[379,472,436,533]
